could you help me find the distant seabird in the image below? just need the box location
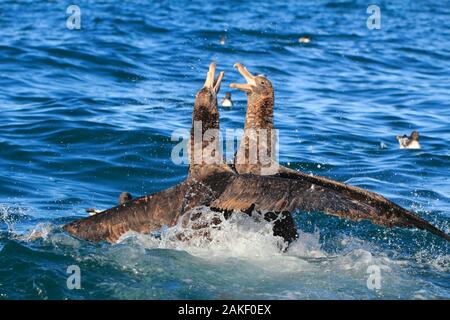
[221,92,233,107]
[299,36,311,43]
[396,131,421,149]
[86,192,133,216]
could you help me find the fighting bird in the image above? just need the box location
[63,63,236,242]
[221,62,448,242]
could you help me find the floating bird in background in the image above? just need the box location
[221,92,233,107]
[299,36,311,43]
[396,131,421,149]
[119,191,133,204]
[86,192,133,216]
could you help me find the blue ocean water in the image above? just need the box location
[0,0,449,299]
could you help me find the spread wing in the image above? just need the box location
[63,182,190,243]
[210,172,450,241]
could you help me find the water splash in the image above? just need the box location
[0,204,30,233]
[118,206,294,259]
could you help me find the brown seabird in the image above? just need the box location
[224,62,449,242]
[63,63,236,242]
[396,131,421,149]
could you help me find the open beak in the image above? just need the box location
[204,62,224,95]
[214,70,224,94]
[230,62,256,92]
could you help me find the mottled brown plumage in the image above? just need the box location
[229,63,449,242]
[211,173,449,241]
[231,63,277,175]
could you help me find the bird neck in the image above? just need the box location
[188,103,227,178]
[235,93,278,175]
[244,94,274,130]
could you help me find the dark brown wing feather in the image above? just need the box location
[63,182,189,243]
[211,172,450,241]
[63,169,236,243]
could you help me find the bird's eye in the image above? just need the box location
[260,81,265,85]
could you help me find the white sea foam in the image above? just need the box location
[18,222,53,242]
[12,205,449,299]
[114,207,409,278]
[0,204,29,233]
[119,206,293,258]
